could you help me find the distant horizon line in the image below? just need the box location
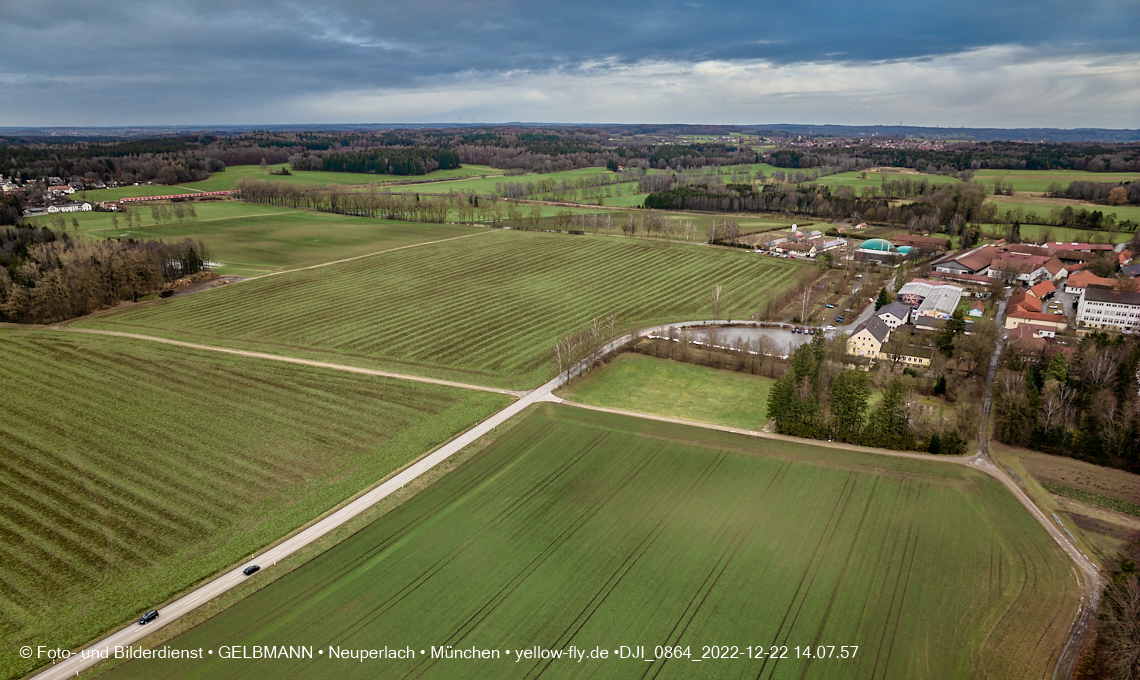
[2,122,1139,131]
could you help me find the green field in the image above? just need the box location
[103,405,1078,680]
[975,169,1140,193]
[76,230,809,389]
[0,328,508,680]
[985,198,1140,226]
[559,352,774,429]
[984,221,1133,245]
[808,170,962,190]
[77,165,505,202]
[28,201,486,277]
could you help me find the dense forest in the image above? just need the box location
[0,226,209,323]
[994,333,1140,471]
[767,141,1140,173]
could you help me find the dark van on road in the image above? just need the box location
[243,565,260,576]
[138,610,158,625]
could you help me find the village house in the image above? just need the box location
[1007,292,1043,315]
[846,316,892,359]
[875,301,911,329]
[1028,280,1056,300]
[881,345,934,367]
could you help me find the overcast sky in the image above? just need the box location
[2,0,1138,128]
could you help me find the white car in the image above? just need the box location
[823,325,837,331]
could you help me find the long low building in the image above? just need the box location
[1004,310,1069,331]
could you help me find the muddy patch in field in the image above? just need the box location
[1019,450,1140,506]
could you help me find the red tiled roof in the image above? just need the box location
[1008,310,1068,323]
[1029,280,1055,298]
[1065,270,1116,290]
[1007,293,1042,314]
[1044,257,1066,276]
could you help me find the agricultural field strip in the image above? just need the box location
[92,405,1077,680]
[245,228,495,281]
[57,328,522,397]
[550,398,1105,610]
[78,232,805,388]
[81,210,309,234]
[28,371,566,680]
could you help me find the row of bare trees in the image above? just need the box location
[553,313,620,384]
[236,179,452,223]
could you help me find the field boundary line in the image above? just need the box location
[54,327,523,397]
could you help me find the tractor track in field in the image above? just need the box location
[229,420,561,644]
[757,474,857,680]
[645,460,791,680]
[528,453,728,679]
[797,477,882,680]
[407,441,664,679]
[880,486,928,679]
[327,432,611,649]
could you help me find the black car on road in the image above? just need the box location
[138,610,158,625]
[243,565,260,576]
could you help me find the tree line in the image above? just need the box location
[0,226,209,323]
[553,313,621,383]
[236,178,452,222]
[768,141,1140,173]
[643,181,994,231]
[1048,180,1140,206]
[994,333,1140,471]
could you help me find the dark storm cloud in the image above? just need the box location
[0,0,1137,124]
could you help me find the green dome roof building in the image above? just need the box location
[861,238,898,253]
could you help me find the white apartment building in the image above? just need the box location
[1077,286,1140,332]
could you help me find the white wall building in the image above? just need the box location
[1077,286,1140,332]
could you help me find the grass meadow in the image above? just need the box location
[102,405,1078,680]
[77,164,505,202]
[27,201,485,277]
[77,230,810,389]
[974,169,1140,193]
[558,352,775,429]
[985,198,1140,225]
[0,328,508,680]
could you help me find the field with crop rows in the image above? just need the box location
[77,164,505,201]
[78,230,808,388]
[0,328,507,680]
[28,202,485,277]
[103,405,1078,680]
